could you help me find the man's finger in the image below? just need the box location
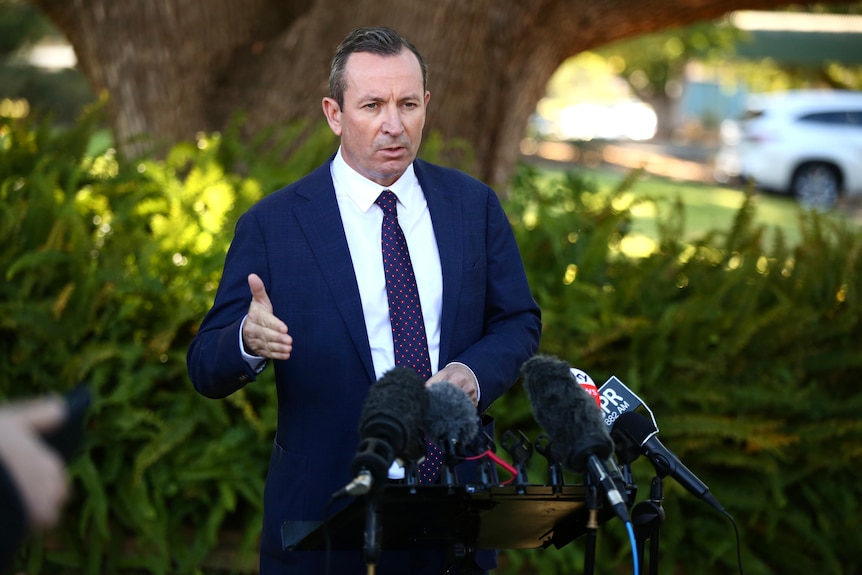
[3,398,66,433]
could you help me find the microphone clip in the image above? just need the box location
[534,434,565,487]
[500,429,533,486]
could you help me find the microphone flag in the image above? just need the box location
[597,375,657,431]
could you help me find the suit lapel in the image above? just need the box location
[415,160,463,370]
[293,163,377,384]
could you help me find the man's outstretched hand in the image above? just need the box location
[242,273,293,360]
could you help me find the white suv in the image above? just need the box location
[714,90,862,209]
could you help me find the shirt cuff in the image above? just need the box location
[445,361,480,403]
[239,315,268,374]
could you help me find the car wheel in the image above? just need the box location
[791,162,840,210]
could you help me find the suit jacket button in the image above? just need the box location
[238,374,250,383]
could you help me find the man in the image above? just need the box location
[187,26,541,574]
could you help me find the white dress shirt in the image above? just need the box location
[330,148,443,380]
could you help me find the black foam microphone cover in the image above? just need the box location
[424,381,479,445]
[521,354,613,472]
[357,366,427,462]
[335,367,427,499]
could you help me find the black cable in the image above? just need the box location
[720,508,744,575]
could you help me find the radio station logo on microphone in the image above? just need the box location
[598,376,643,428]
[570,367,601,408]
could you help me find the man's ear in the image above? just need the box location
[321,97,342,136]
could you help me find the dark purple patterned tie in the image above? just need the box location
[375,190,442,483]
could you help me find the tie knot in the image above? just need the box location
[375,190,398,217]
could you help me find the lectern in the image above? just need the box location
[283,483,617,569]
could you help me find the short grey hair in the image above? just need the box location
[329,26,428,109]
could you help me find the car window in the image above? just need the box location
[797,110,862,126]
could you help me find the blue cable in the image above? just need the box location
[625,520,639,575]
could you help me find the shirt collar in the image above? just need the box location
[332,147,419,213]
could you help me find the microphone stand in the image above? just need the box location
[440,437,460,487]
[362,488,382,574]
[403,457,419,488]
[534,434,565,491]
[582,477,600,575]
[469,431,499,487]
[632,475,665,575]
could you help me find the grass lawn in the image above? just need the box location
[531,159,859,249]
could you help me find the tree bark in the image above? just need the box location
[31,0,802,190]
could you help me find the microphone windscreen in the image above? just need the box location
[520,355,613,471]
[424,381,479,444]
[359,366,427,455]
[613,411,657,445]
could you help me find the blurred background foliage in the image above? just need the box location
[497,163,862,574]
[1,102,860,574]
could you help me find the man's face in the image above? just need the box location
[322,49,430,187]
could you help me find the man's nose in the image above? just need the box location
[380,105,405,135]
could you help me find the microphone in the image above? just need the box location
[333,367,427,499]
[520,355,630,522]
[597,375,653,425]
[597,375,726,513]
[613,411,725,513]
[424,381,479,445]
[570,367,601,409]
[424,381,480,485]
[597,375,655,464]
[571,367,631,500]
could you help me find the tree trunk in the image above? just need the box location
[31,0,801,191]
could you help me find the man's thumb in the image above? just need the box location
[248,273,272,307]
[9,398,66,433]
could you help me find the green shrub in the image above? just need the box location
[1,108,335,574]
[496,163,862,575]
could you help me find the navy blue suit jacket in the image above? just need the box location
[187,158,541,572]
